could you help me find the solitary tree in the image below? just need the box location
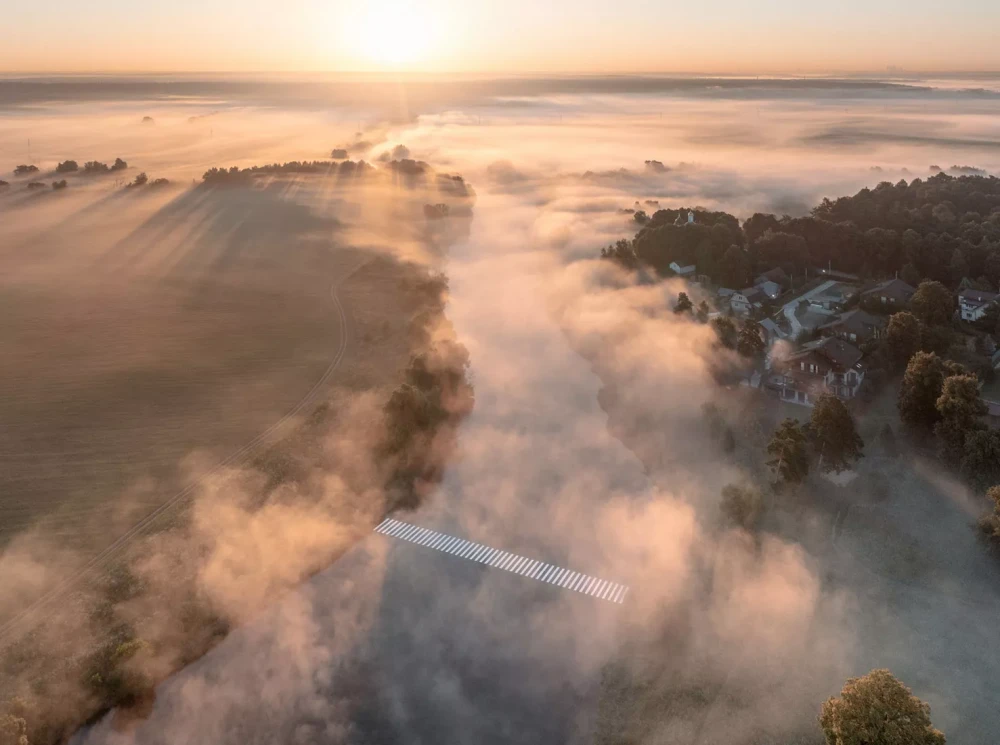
[883,311,921,370]
[766,418,810,485]
[810,394,864,473]
[820,669,945,745]
[910,280,953,326]
[696,300,710,323]
[56,159,78,173]
[737,322,766,359]
[720,483,763,530]
[673,292,693,314]
[934,374,986,465]
[711,316,738,349]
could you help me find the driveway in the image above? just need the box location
[781,279,837,337]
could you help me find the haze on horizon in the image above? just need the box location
[3,0,1000,75]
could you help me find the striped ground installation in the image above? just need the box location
[374,517,629,604]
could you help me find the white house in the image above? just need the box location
[730,287,767,315]
[959,289,999,322]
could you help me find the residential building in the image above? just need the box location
[669,261,696,277]
[808,282,858,313]
[754,267,790,291]
[818,309,886,346]
[731,287,767,315]
[758,318,787,346]
[860,278,915,308]
[774,337,865,406]
[959,288,999,322]
[756,280,783,300]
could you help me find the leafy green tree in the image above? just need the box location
[979,485,1000,542]
[599,239,637,270]
[820,669,945,745]
[898,352,963,430]
[710,316,738,349]
[810,394,864,473]
[934,374,986,465]
[766,418,810,485]
[720,483,763,530]
[900,262,921,288]
[736,322,766,358]
[962,430,1000,491]
[673,292,693,314]
[910,280,953,326]
[883,311,921,369]
[719,244,751,289]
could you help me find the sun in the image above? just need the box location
[353,2,435,68]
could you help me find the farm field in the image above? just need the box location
[0,163,467,633]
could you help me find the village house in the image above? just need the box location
[808,282,858,313]
[731,286,767,315]
[774,336,865,406]
[754,267,790,300]
[668,261,697,278]
[758,318,787,346]
[860,278,915,308]
[818,309,886,346]
[958,288,999,322]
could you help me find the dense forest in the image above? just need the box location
[604,173,1000,293]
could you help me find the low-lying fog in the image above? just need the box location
[2,74,1000,744]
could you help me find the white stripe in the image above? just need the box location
[399,525,422,541]
[418,529,439,545]
[455,541,478,558]
[373,521,628,604]
[383,520,407,536]
[449,539,472,556]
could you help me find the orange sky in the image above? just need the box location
[2,0,999,74]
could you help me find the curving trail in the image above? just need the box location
[0,264,363,645]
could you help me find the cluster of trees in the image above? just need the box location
[82,158,128,175]
[766,395,864,486]
[13,165,38,175]
[602,173,1000,302]
[202,160,375,184]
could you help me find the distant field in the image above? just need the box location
[0,178,438,563]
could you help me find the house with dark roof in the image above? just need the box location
[755,267,790,291]
[773,337,865,406]
[818,309,887,346]
[959,288,999,322]
[861,278,915,309]
[731,286,767,315]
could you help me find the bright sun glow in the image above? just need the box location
[353,2,435,67]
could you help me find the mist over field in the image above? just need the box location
[2,73,1000,744]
